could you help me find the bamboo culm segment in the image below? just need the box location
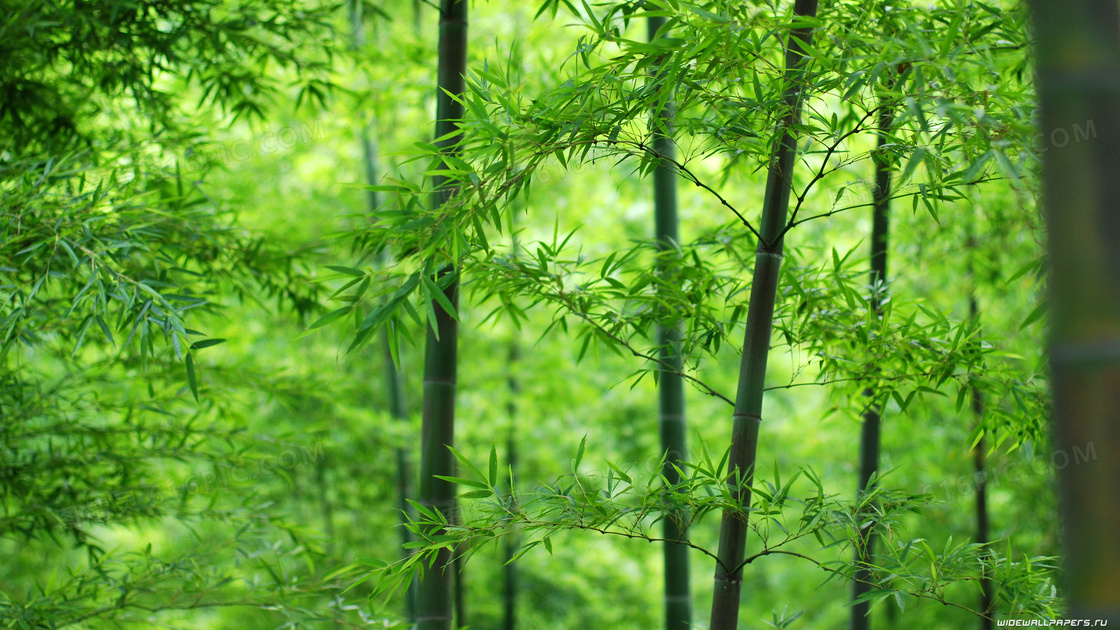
[1030,0,1120,622]
[504,226,522,630]
[648,13,692,630]
[851,103,892,630]
[416,1,467,629]
[971,294,993,629]
[709,2,819,629]
[416,274,460,630]
[504,342,520,630]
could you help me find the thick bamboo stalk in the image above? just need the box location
[416,1,467,629]
[416,272,459,630]
[648,14,692,630]
[708,3,819,628]
[851,103,892,630]
[1030,0,1120,622]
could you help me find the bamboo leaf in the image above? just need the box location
[573,435,587,473]
[185,353,198,402]
[309,307,351,330]
[424,274,459,321]
[189,338,226,351]
[434,475,489,489]
[488,444,498,487]
[1019,298,1047,330]
[448,446,487,484]
[325,265,366,277]
[606,460,632,485]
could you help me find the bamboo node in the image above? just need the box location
[732,412,762,424]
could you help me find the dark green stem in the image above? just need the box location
[708,3,819,629]
[503,341,520,630]
[970,294,993,630]
[851,102,893,630]
[416,273,459,630]
[416,2,467,629]
[1031,0,1120,621]
[648,13,692,630]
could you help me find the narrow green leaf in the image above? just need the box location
[1020,299,1047,330]
[488,444,498,488]
[325,265,366,277]
[310,307,352,330]
[185,353,198,402]
[434,475,489,489]
[573,435,587,472]
[424,274,458,321]
[189,338,226,350]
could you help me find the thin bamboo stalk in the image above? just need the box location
[503,341,520,630]
[416,1,468,629]
[503,224,522,630]
[708,3,819,628]
[648,14,692,630]
[1030,0,1120,622]
[969,293,993,629]
[851,102,892,630]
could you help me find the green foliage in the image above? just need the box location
[1,0,339,151]
[0,0,1068,627]
[362,443,1058,623]
[0,1,364,627]
[325,0,1056,625]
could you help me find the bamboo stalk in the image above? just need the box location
[969,293,993,629]
[1030,0,1120,622]
[503,341,520,630]
[708,3,819,628]
[648,14,692,630]
[851,102,893,630]
[502,223,522,630]
[416,272,459,630]
[416,1,468,629]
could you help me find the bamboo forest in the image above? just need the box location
[7,0,1120,628]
